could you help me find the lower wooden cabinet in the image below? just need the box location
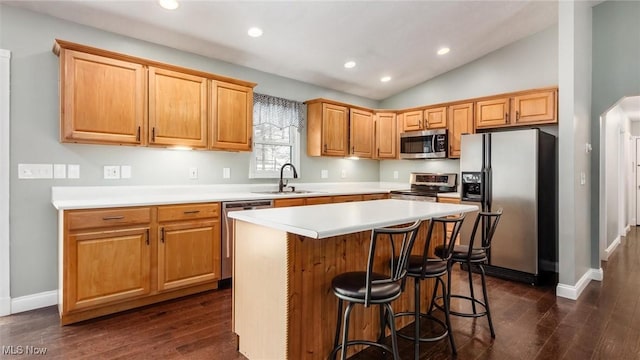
[274,193,387,207]
[61,203,221,325]
[66,227,151,312]
[158,220,220,291]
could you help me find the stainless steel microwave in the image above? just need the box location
[399,129,448,159]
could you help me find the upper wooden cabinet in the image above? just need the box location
[476,88,557,129]
[53,39,256,151]
[209,81,253,151]
[476,97,510,129]
[512,89,557,125]
[402,110,423,132]
[375,112,397,159]
[59,49,146,145]
[349,108,374,158]
[307,100,349,157]
[448,102,474,159]
[424,106,447,129]
[148,67,208,148]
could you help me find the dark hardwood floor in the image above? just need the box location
[2,228,640,359]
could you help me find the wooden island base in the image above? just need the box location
[233,220,441,360]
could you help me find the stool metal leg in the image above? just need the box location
[479,264,495,338]
[439,276,457,354]
[339,303,355,360]
[331,299,344,360]
[378,304,386,343]
[467,261,477,314]
[384,302,400,360]
[414,278,421,360]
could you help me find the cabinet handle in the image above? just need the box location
[102,216,124,221]
[351,146,355,154]
[516,111,520,121]
[136,126,141,142]
[323,144,327,153]
[183,210,200,215]
[145,229,150,246]
[161,227,165,243]
[505,112,508,123]
[377,148,380,158]
[152,127,156,142]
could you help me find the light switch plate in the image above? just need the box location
[393,171,399,179]
[53,164,66,179]
[67,164,80,179]
[18,164,53,179]
[121,165,132,179]
[341,169,347,178]
[223,168,231,179]
[321,170,328,179]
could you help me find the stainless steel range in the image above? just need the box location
[390,172,457,202]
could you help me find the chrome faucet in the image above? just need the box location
[278,163,298,192]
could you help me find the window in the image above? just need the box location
[249,94,303,179]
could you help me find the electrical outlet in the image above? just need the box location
[393,171,399,180]
[321,169,328,179]
[103,166,120,179]
[580,171,586,185]
[53,164,66,179]
[223,168,231,179]
[341,169,347,178]
[189,167,198,180]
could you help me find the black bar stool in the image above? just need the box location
[329,220,422,360]
[434,210,503,338]
[394,215,466,358]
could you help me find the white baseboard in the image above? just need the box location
[625,225,631,234]
[603,236,621,261]
[556,268,603,300]
[0,296,10,316]
[10,290,58,314]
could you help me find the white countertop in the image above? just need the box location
[228,199,478,239]
[51,182,408,210]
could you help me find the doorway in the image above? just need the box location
[0,49,10,316]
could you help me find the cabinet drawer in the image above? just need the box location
[157,203,220,222]
[333,195,364,203]
[362,193,388,201]
[67,207,151,230]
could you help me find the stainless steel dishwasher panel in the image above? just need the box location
[221,200,273,279]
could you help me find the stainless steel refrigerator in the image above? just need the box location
[459,128,557,284]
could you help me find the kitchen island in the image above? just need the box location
[229,199,477,360]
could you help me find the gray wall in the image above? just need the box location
[591,0,640,268]
[378,26,559,184]
[0,5,381,298]
[604,107,621,248]
[631,122,640,137]
[557,0,593,286]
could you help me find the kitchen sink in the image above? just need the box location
[252,190,323,195]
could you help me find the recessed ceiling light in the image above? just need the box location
[248,27,263,38]
[158,0,179,10]
[344,61,356,69]
[380,76,392,83]
[437,47,450,55]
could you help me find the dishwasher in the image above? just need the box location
[221,199,274,279]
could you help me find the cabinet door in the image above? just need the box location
[306,196,333,205]
[513,90,557,125]
[402,110,423,132]
[158,220,220,291]
[448,102,474,158]
[475,97,510,129]
[333,195,363,203]
[349,108,374,158]
[424,106,447,129]
[66,227,151,311]
[210,81,253,151]
[375,112,397,159]
[322,103,349,156]
[148,67,207,148]
[274,198,306,207]
[61,50,145,145]
[363,193,388,201]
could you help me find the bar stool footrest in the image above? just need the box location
[394,312,449,342]
[330,340,393,359]
[433,294,489,318]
